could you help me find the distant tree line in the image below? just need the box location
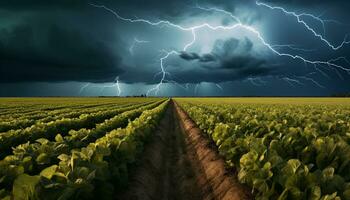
[331,93,350,97]
[98,94,147,98]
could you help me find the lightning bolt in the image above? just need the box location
[101,76,121,96]
[115,76,121,96]
[312,64,331,79]
[196,4,350,72]
[79,83,91,95]
[194,83,200,95]
[78,76,122,96]
[329,57,350,74]
[256,1,350,50]
[281,77,304,87]
[90,2,350,95]
[215,83,223,91]
[146,50,180,96]
[323,19,350,27]
[296,76,325,88]
[129,37,150,55]
[272,44,316,52]
[165,80,191,91]
[246,77,266,86]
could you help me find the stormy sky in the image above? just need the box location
[0,0,350,96]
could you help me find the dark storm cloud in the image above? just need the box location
[218,55,266,70]
[0,0,350,96]
[207,38,266,73]
[0,0,89,10]
[0,0,189,16]
[0,0,237,17]
[199,54,217,62]
[0,0,201,84]
[179,52,217,62]
[0,0,251,85]
[0,20,124,83]
[174,37,275,84]
[263,0,349,6]
[167,64,275,84]
[179,52,200,61]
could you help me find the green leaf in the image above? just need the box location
[76,167,90,179]
[13,174,40,200]
[283,159,301,175]
[36,138,49,145]
[86,171,96,181]
[40,165,58,179]
[322,167,334,180]
[36,153,50,165]
[55,134,64,142]
[321,192,340,200]
[263,162,271,170]
[309,186,321,200]
[23,156,32,163]
[285,174,300,189]
[57,154,70,162]
[289,187,303,199]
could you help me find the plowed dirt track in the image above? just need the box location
[118,100,251,200]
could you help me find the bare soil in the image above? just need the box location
[118,100,251,200]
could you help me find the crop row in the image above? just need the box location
[177,100,350,200]
[0,100,169,199]
[0,100,143,121]
[0,99,165,198]
[0,103,112,120]
[0,102,137,132]
[0,98,157,118]
[0,103,86,117]
[0,101,158,157]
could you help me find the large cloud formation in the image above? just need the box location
[0,0,133,83]
[172,38,275,83]
[0,22,123,83]
[0,0,349,96]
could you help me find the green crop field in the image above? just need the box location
[175,98,350,200]
[0,97,350,200]
[0,97,168,199]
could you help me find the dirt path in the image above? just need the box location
[118,100,251,200]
